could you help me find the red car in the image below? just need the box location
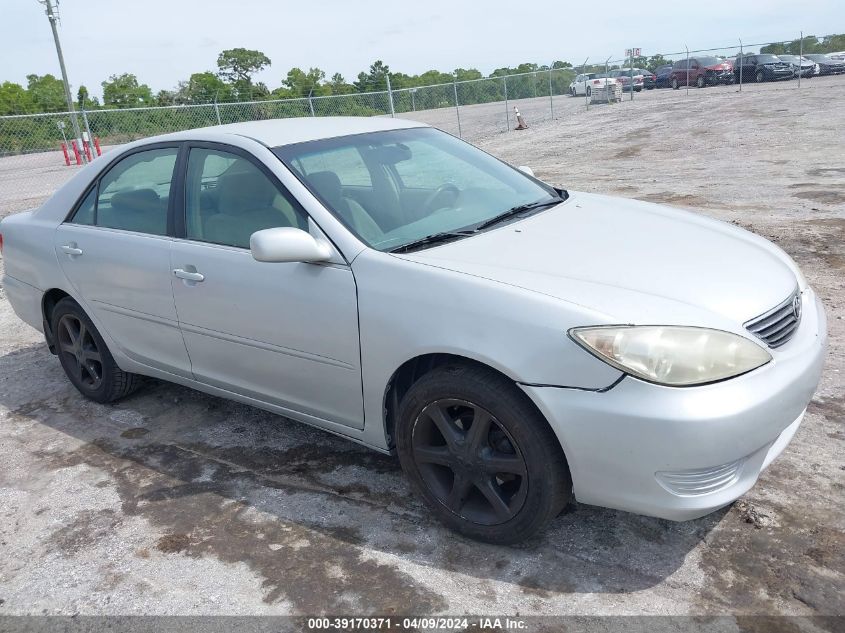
[670,56,735,89]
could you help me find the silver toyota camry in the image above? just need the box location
[0,117,826,543]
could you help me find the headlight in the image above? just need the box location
[569,326,772,386]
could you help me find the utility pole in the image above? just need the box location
[40,0,86,162]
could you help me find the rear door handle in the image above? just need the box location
[60,244,83,256]
[173,268,205,282]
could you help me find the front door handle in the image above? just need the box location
[60,244,83,256]
[173,268,205,282]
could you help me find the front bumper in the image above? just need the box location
[522,289,827,521]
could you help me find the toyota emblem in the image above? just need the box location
[792,295,802,320]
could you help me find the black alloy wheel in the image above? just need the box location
[57,313,103,390]
[395,363,572,544]
[51,297,141,403]
[411,399,528,525]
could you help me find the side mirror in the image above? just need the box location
[250,227,332,263]
[518,166,535,177]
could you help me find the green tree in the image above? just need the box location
[101,73,154,108]
[184,71,232,103]
[283,67,327,96]
[355,60,391,91]
[76,85,99,109]
[26,74,67,112]
[0,81,35,114]
[328,73,354,95]
[552,60,572,69]
[216,48,271,84]
[645,54,671,71]
[454,68,482,82]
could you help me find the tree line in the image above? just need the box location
[0,48,576,116]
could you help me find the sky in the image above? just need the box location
[2,0,844,99]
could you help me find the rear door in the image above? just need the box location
[169,143,364,428]
[54,144,192,377]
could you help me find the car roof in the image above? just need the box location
[149,116,429,148]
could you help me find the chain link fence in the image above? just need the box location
[2,34,843,215]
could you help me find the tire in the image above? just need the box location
[696,74,706,88]
[586,86,591,97]
[755,70,765,83]
[671,77,679,90]
[395,363,572,544]
[51,297,141,403]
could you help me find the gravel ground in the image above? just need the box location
[0,76,843,620]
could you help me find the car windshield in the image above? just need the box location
[697,57,722,66]
[756,55,782,63]
[273,127,563,252]
[778,55,798,62]
[804,54,830,61]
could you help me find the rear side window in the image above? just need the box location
[69,147,178,236]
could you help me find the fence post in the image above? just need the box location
[503,76,510,131]
[548,66,554,119]
[81,106,94,160]
[685,46,690,96]
[582,58,589,108]
[308,90,315,117]
[739,39,743,91]
[629,49,634,101]
[213,97,222,125]
[386,75,395,117]
[798,31,803,89]
[453,78,462,138]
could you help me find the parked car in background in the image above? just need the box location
[634,68,657,89]
[734,54,794,82]
[609,69,644,92]
[827,51,845,61]
[670,56,734,89]
[802,54,845,75]
[653,64,674,88]
[569,72,619,96]
[777,55,818,78]
[0,117,827,544]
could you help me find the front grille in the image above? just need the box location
[745,289,802,348]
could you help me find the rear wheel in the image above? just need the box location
[52,297,141,403]
[586,86,591,97]
[755,70,765,83]
[396,364,571,544]
[671,77,679,90]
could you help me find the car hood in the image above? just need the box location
[400,192,798,326]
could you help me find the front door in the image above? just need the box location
[170,144,364,428]
[54,145,193,378]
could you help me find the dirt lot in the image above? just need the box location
[0,76,843,620]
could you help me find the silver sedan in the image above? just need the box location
[0,117,826,543]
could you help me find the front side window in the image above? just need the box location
[184,147,308,249]
[274,127,562,252]
[90,148,178,235]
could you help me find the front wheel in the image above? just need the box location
[396,364,571,544]
[52,297,141,403]
[586,86,592,96]
[671,77,679,89]
[756,70,765,83]
[696,74,706,88]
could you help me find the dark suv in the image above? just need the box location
[670,56,734,89]
[734,54,794,82]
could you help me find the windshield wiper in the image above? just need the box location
[472,197,563,232]
[389,230,477,254]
